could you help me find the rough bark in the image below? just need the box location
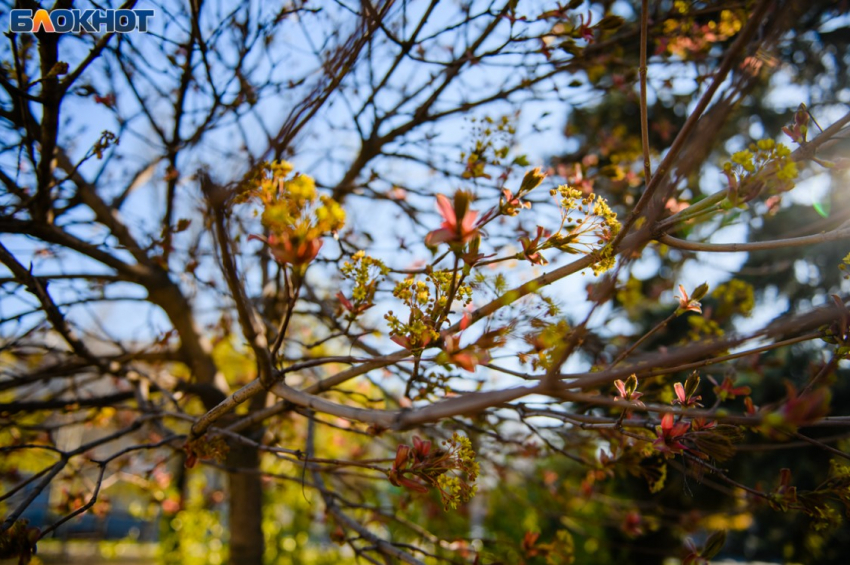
[226,442,265,565]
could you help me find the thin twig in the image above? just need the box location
[638,0,652,184]
[659,229,850,253]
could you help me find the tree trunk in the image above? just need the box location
[227,442,265,565]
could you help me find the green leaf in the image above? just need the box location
[701,530,727,560]
[813,200,831,218]
[691,282,710,302]
[684,372,701,400]
[545,530,575,565]
[596,15,625,30]
[624,374,638,396]
[519,167,544,192]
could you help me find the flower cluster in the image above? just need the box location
[616,276,644,316]
[388,433,479,511]
[839,252,850,281]
[385,270,474,352]
[385,300,437,352]
[722,138,798,205]
[686,316,724,342]
[338,250,388,318]
[516,185,620,273]
[183,435,229,469]
[712,279,755,319]
[591,246,617,276]
[657,3,742,59]
[240,161,345,274]
[459,114,524,181]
